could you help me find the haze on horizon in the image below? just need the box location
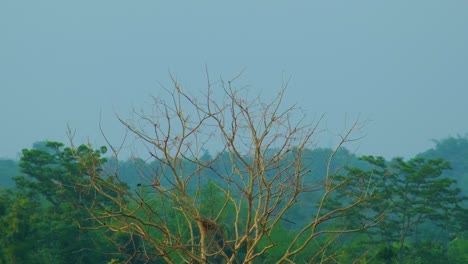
[1,1,468,160]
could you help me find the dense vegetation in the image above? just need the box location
[0,86,467,263]
[0,136,467,263]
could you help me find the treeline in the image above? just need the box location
[0,136,468,263]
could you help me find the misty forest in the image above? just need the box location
[1,84,467,264]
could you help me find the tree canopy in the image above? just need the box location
[0,87,467,263]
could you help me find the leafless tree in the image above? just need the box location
[73,73,384,263]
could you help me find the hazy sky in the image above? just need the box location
[1,1,468,160]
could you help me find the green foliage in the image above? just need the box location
[1,137,467,263]
[447,233,468,263]
[0,141,120,264]
[334,155,466,263]
[107,259,124,264]
[381,157,464,242]
[418,135,468,207]
[0,191,41,264]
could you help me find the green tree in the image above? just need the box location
[339,156,466,263]
[418,135,468,203]
[2,142,123,263]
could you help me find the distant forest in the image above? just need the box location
[0,135,467,263]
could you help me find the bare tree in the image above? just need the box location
[73,73,384,263]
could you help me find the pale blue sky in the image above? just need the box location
[1,1,468,159]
